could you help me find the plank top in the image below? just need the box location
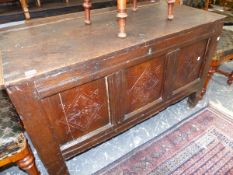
[0,2,224,85]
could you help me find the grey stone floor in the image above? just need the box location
[1,37,233,175]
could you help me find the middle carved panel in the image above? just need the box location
[125,56,165,114]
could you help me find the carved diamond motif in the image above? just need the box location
[128,65,161,106]
[60,89,102,132]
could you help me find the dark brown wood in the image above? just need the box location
[0,3,224,174]
[163,49,179,100]
[0,3,224,84]
[6,83,69,175]
[107,71,126,125]
[189,33,219,104]
[41,78,110,145]
[124,55,164,115]
[200,60,219,97]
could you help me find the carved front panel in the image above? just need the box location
[42,79,110,144]
[174,40,208,90]
[125,56,164,114]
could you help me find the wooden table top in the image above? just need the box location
[0,2,224,87]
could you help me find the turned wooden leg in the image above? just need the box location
[19,0,30,20]
[132,0,137,11]
[117,0,127,38]
[17,145,40,175]
[204,0,209,10]
[200,60,218,98]
[83,0,92,24]
[167,1,175,20]
[227,70,233,85]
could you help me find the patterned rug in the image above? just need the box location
[95,107,233,175]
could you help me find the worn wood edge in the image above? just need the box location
[2,13,225,89]
[0,51,4,90]
[60,124,112,150]
[3,21,218,89]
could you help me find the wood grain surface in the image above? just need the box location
[0,2,224,85]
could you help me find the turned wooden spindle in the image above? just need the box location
[83,0,92,24]
[167,0,175,20]
[132,0,137,11]
[19,0,30,20]
[117,0,128,38]
[16,145,40,175]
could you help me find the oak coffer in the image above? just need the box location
[0,2,224,174]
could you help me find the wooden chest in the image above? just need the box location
[0,2,224,174]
